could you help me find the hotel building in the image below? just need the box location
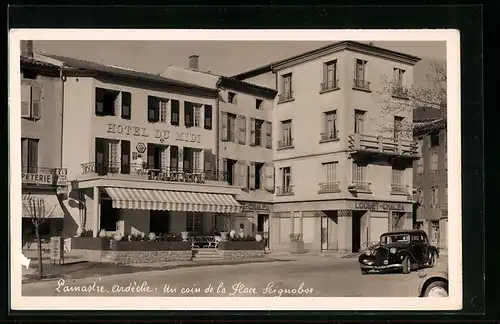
[233,41,421,253]
[20,41,68,244]
[413,107,448,249]
[36,54,244,245]
[160,56,277,246]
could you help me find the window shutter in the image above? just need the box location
[249,162,256,190]
[147,144,155,169]
[250,118,256,146]
[220,111,228,141]
[95,88,104,115]
[170,99,179,125]
[121,92,131,119]
[28,139,38,171]
[109,141,119,165]
[204,149,212,173]
[264,163,275,192]
[239,161,248,190]
[160,146,168,172]
[265,121,272,149]
[21,84,31,117]
[114,91,122,118]
[185,103,193,127]
[232,162,239,187]
[120,140,130,174]
[238,115,246,145]
[204,105,212,130]
[222,158,228,176]
[21,139,28,168]
[31,85,41,119]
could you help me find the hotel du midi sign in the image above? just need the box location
[106,123,201,144]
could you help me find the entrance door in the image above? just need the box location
[321,211,338,251]
[352,211,363,253]
[257,214,269,249]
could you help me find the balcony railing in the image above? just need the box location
[348,181,372,193]
[81,162,227,184]
[353,78,371,91]
[276,185,294,196]
[318,181,341,194]
[391,183,409,195]
[277,137,294,150]
[348,133,418,157]
[22,166,67,187]
[278,91,294,103]
[320,80,339,92]
[320,130,339,142]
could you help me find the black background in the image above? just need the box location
[5,3,488,323]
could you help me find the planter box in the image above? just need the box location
[289,241,306,253]
[218,241,266,251]
[72,237,110,250]
[110,240,191,251]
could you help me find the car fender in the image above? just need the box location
[418,271,448,297]
[396,249,419,263]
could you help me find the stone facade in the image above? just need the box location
[73,249,192,264]
[219,250,265,260]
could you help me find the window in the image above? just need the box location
[21,83,41,119]
[394,68,405,87]
[282,120,292,141]
[150,210,170,234]
[204,105,212,130]
[254,119,264,146]
[254,162,264,189]
[322,60,338,90]
[193,105,202,127]
[430,132,440,147]
[121,92,131,120]
[430,152,438,172]
[215,214,231,232]
[187,212,203,233]
[431,187,439,206]
[171,99,180,126]
[184,102,193,127]
[227,113,237,142]
[265,121,272,149]
[147,96,160,122]
[352,163,366,185]
[354,110,365,134]
[228,92,237,104]
[282,167,292,189]
[430,221,439,242]
[355,59,366,81]
[322,110,338,140]
[394,116,404,140]
[256,99,263,110]
[392,168,404,185]
[100,199,120,231]
[96,88,119,117]
[279,73,293,102]
[323,162,337,182]
[159,101,168,123]
[21,138,38,173]
[170,146,179,171]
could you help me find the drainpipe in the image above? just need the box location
[59,68,67,169]
[215,78,222,172]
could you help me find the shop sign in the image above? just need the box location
[106,123,201,144]
[354,200,405,212]
[22,173,53,185]
[241,202,271,212]
[50,236,64,264]
[55,168,67,186]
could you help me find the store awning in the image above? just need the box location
[22,193,65,218]
[104,187,243,213]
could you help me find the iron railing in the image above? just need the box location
[81,162,227,183]
[348,181,371,192]
[318,181,341,193]
[278,91,294,103]
[320,80,339,91]
[391,183,409,194]
[320,130,339,142]
[276,185,294,196]
[353,78,371,91]
[348,133,418,156]
[277,137,294,149]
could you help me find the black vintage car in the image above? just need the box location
[358,229,439,275]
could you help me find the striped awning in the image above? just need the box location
[104,187,243,213]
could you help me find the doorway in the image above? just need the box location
[257,214,269,249]
[321,211,338,251]
[352,210,369,253]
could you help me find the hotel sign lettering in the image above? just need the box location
[354,201,405,212]
[106,123,201,144]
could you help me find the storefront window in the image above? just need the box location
[187,212,203,233]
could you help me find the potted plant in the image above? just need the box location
[181,231,189,242]
[220,231,228,241]
[255,233,263,242]
[99,229,107,238]
[289,233,305,254]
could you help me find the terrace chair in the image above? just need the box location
[213,236,222,249]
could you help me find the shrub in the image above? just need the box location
[228,234,256,242]
[123,233,182,242]
[81,229,94,237]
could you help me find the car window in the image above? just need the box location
[411,234,422,242]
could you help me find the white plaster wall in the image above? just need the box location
[370,211,389,242]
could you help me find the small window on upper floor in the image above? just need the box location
[21,83,41,119]
[228,92,237,104]
[430,132,440,147]
[256,99,264,110]
[96,87,120,117]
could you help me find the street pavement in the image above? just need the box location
[22,254,448,297]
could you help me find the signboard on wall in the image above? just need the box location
[22,173,53,185]
[106,123,201,144]
[354,201,406,212]
[241,202,271,212]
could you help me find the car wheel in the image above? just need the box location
[361,269,368,275]
[423,280,448,297]
[402,256,411,274]
[428,252,438,268]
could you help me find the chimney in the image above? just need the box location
[189,54,199,70]
[21,40,33,58]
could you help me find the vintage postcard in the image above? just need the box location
[9,29,461,311]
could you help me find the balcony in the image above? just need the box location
[320,130,339,143]
[320,80,340,93]
[348,181,372,193]
[278,91,294,104]
[391,85,410,100]
[277,137,294,150]
[81,162,227,184]
[318,181,341,194]
[348,133,419,161]
[352,78,371,92]
[22,166,68,188]
[276,185,294,196]
[391,183,410,196]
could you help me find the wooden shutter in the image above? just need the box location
[185,102,193,127]
[204,149,212,173]
[21,139,28,169]
[31,85,41,119]
[114,91,122,118]
[265,121,272,149]
[28,139,38,171]
[232,162,239,187]
[170,100,179,125]
[249,162,256,190]
[239,161,248,190]
[250,118,256,146]
[21,84,31,117]
[204,105,212,130]
[95,88,104,115]
[220,111,228,141]
[147,143,155,169]
[121,92,131,119]
[238,115,246,145]
[121,140,130,174]
[264,163,275,192]
[222,158,228,178]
